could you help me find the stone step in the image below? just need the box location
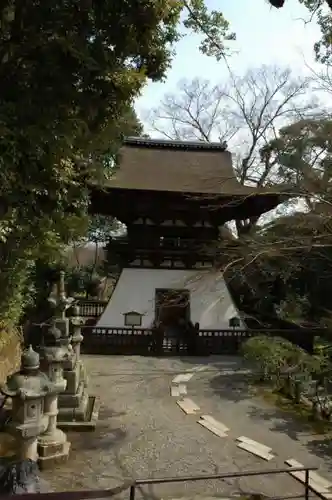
[237,441,274,461]
[58,380,85,408]
[285,458,332,489]
[172,373,194,384]
[197,418,228,438]
[236,436,272,454]
[58,392,89,422]
[171,385,187,397]
[285,458,332,497]
[176,398,200,414]
[57,395,99,431]
[200,415,230,433]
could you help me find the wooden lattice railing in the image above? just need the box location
[80,325,316,355]
[75,299,108,318]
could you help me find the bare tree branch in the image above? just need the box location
[146,65,317,235]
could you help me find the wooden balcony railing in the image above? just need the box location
[74,299,108,318]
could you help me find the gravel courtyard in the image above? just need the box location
[41,355,332,500]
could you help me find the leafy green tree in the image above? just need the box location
[221,116,332,326]
[262,118,332,209]
[25,106,141,323]
[0,0,234,325]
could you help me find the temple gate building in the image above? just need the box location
[88,137,285,349]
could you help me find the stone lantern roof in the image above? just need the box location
[40,322,73,364]
[1,347,53,400]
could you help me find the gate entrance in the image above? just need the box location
[155,289,192,353]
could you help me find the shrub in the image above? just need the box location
[242,335,332,419]
[241,335,319,387]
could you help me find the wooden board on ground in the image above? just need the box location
[236,436,272,454]
[172,373,194,384]
[170,385,187,397]
[200,415,230,433]
[285,458,332,489]
[237,441,274,461]
[177,398,200,414]
[285,458,332,496]
[197,418,228,438]
[170,386,179,397]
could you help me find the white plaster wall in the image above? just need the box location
[97,268,244,329]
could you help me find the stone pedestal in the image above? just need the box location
[19,438,38,462]
[37,394,70,468]
[37,323,71,469]
[58,360,90,423]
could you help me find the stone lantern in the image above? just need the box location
[37,322,71,468]
[1,346,53,462]
[48,270,75,344]
[70,304,85,364]
[47,273,99,431]
[56,302,99,431]
[69,303,88,390]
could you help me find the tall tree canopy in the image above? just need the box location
[0,0,233,240]
[0,0,331,327]
[0,0,233,324]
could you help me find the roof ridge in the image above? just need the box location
[124,136,228,152]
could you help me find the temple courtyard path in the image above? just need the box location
[41,355,332,499]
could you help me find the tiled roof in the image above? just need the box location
[101,137,264,195]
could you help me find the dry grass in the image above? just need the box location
[0,432,16,457]
[0,326,23,385]
[0,326,22,458]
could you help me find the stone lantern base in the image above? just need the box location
[37,429,70,470]
[57,361,100,431]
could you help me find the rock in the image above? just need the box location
[0,458,46,494]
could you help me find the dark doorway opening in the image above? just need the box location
[155,289,192,353]
[155,288,190,326]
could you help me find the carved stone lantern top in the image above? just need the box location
[22,345,40,371]
[47,270,75,320]
[1,346,54,400]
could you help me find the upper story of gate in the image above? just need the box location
[89,137,287,228]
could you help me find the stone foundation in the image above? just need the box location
[57,329,99,430]
[38,442,71,470]
[37,428,70,470]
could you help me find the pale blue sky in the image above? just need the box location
[135,0,322,130]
